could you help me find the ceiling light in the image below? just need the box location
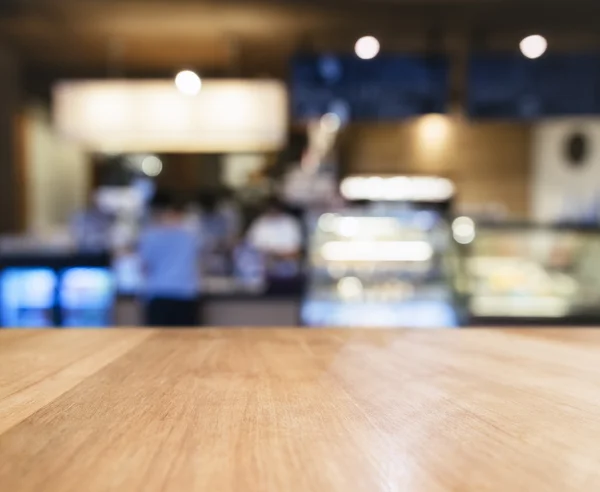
[174,70,202,95]
[418,115,450,145]
[54,80,287,152]
[355,36,380,60]
[520,35,547,60]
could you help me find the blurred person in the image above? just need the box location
[246,198,303,279]
[216,188,242,247]
[198,193,227,245]
[196,192,230,275]
[138,192,202,327]
[233,237,266,288]
[70,193,112,251]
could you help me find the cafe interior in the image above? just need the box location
[2,0,600,329]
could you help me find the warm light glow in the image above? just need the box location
[340,175,455,202]
[471,296,568,317]
[53,80,288,152]
[520,35,547,59]
[452,216,476,244]
[175,70,202,95]
[355,36,380,60]
[418,115,450,146]
[141,155,163,177]
[321,241,433,262]
[337,276,364,300]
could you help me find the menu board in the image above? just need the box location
[291,54,449,121]
[468,53,600,118]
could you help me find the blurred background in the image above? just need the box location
[2,0,600,328]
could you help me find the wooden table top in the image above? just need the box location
[2,328,600,491]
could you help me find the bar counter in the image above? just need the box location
[2,328,600,491]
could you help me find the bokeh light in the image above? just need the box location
[355,36,380,60]
[520,35,547,59]
[141,155,163,177]
[174,70,202,95]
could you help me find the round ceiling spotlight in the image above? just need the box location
[519,35,547,59]
[355,36,380,60]
[175,70,202,95]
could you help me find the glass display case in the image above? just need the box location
[461,224,600,323]
[0,268,57,327]
[60,267,114,327]
[0,252,114,328]
[301,207,458,328]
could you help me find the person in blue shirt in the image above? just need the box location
[138,192,202,327]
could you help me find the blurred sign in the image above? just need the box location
[468,54,600,118]
[291,54,449,121]
[53,80,288,152]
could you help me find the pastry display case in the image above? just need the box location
[301,207,458,328]
[459,224,600,324]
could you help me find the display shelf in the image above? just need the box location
[462,224,600,323]
[302,208,458,328]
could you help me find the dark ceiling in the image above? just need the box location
[1,0,599,81]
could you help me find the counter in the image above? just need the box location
[0,249,304,327]
[115,294,301,327]
[116,276,304,326]
[2,328,600,490]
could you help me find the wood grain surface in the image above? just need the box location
[2,328,600,491]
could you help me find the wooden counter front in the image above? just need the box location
[1,328,600,491]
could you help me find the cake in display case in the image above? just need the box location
[462,225,600,323]
[301,208,458,328]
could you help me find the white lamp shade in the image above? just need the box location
[53,79,288,153]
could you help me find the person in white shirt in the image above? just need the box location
[246,200,304,295]
[247,198,303,258]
